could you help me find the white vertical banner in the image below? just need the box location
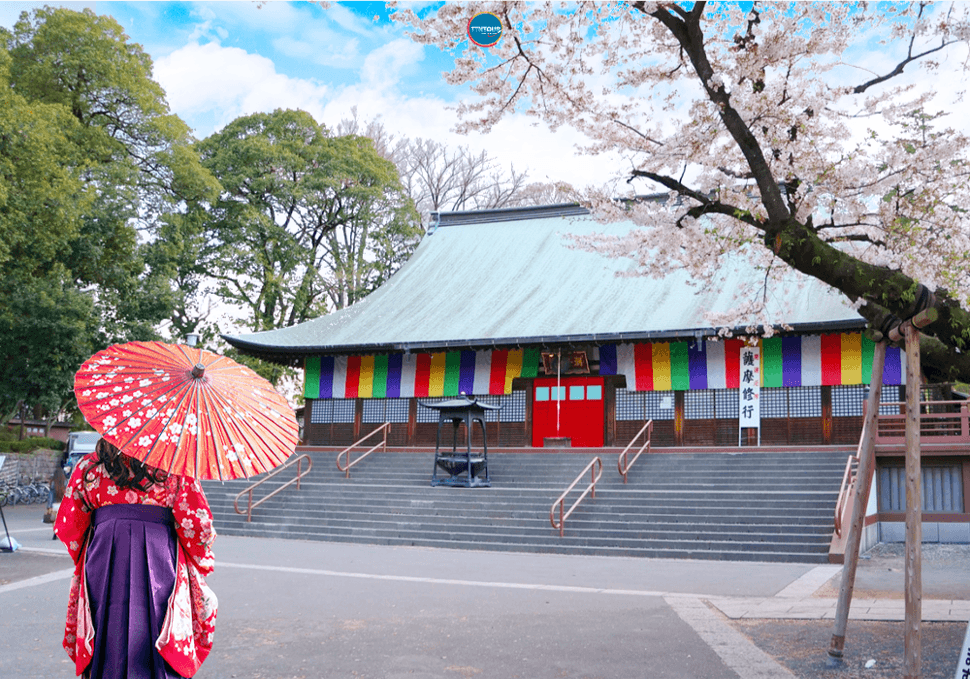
[955,619,970,679]
[739,344,761,436]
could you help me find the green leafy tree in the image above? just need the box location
[0,270,98,422]
[0,7,218,418]
[195,108,421,333]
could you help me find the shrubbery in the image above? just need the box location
[0,435,66,453]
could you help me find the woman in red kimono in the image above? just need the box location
[56,439,217,679]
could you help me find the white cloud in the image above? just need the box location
[154,41,331,137]
[320,83,619,190]
[153,32,628,188]
[271,30,362,69]
[360,39,425,88]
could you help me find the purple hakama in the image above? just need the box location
[85,505,183,679]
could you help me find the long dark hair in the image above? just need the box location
[89,438,168,492]
[51,465,67,501]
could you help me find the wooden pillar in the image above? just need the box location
[828,341,886,663]
[525,380,535,447]
[903,323,922,679]
[964,461,970,515]
[604,379,616,447]
[821,386,833,445]
[674,391,685,446]
[353,399,363,441]
[407,398,417,447]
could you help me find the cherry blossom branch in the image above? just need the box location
[610,117,664,147]
[630,169,762,228]
[642,2,791,225]
[853,3,958,93]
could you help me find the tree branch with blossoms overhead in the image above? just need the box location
[392,1,970,382]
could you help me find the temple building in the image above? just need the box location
[224,204,912,450]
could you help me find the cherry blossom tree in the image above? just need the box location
[393,1,970,382]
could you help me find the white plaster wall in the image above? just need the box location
[878,521,970,543]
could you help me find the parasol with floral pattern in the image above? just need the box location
[74,341,299,480]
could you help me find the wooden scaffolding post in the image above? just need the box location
[903,322,922,679]
[827,341,887,664]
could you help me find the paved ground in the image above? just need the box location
[1,503,967,678]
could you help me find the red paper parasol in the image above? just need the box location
[74,341,299,480]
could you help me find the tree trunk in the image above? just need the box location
[769,219,970,383]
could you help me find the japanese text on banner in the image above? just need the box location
[739,346,760,428]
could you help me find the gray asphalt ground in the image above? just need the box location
[1,503,968,679]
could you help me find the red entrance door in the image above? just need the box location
[532,377,604,447]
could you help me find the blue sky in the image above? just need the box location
[0,1,618,188]
[1,2,964,191]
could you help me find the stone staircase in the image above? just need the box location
[203,448,849,563]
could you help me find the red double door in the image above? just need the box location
[532,377,605,447]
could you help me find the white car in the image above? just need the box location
[64,431,101,478]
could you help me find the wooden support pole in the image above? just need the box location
[904,322,923,679]
[828,341,887,663]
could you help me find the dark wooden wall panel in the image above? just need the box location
[684,419,716,446]
[790,417,825,445]
[832,415,864,445]
[617,420,676,446]
[306,391,867,448]
[307,423,356,447]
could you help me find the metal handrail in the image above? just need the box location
[234,454,313,523]
[618,420,653,484]
[336,422,391,478]
[833,452,859,538]
[550,457,602,537]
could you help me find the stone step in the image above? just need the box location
[207,449,847,563]
[214,515,833,541]
[207,491,839,511]
[217,509,835,530]
[214,517,834,549]
[207,527,832,563]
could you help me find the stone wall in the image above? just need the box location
[0,449,63,486]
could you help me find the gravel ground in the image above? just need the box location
[733,618,965,678]
[860,541,970,567]
[815,543,970,601]
[737,543,970,678]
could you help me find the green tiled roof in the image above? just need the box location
[223,205,865,364]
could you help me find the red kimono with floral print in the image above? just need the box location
[56,452,218,677]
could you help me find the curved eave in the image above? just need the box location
[222,317,868,367]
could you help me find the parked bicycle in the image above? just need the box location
[0,482,21,506]
[26,479,51,504]
[0,478,52,505]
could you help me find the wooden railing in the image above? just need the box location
[835,398,969,536]
[618,420,653,484]
[550,457,602,538]
[336,423,391,478]
[833,451,859,539]
[234,454,313,522]
[834,410,871,538]
[873,400,970,445]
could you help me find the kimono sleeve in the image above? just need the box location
[172,477,216,576]
[54,456,95,564]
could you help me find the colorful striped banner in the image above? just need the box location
[600,334,905,391]
[304,334,901,399]
[306,348,541,399]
